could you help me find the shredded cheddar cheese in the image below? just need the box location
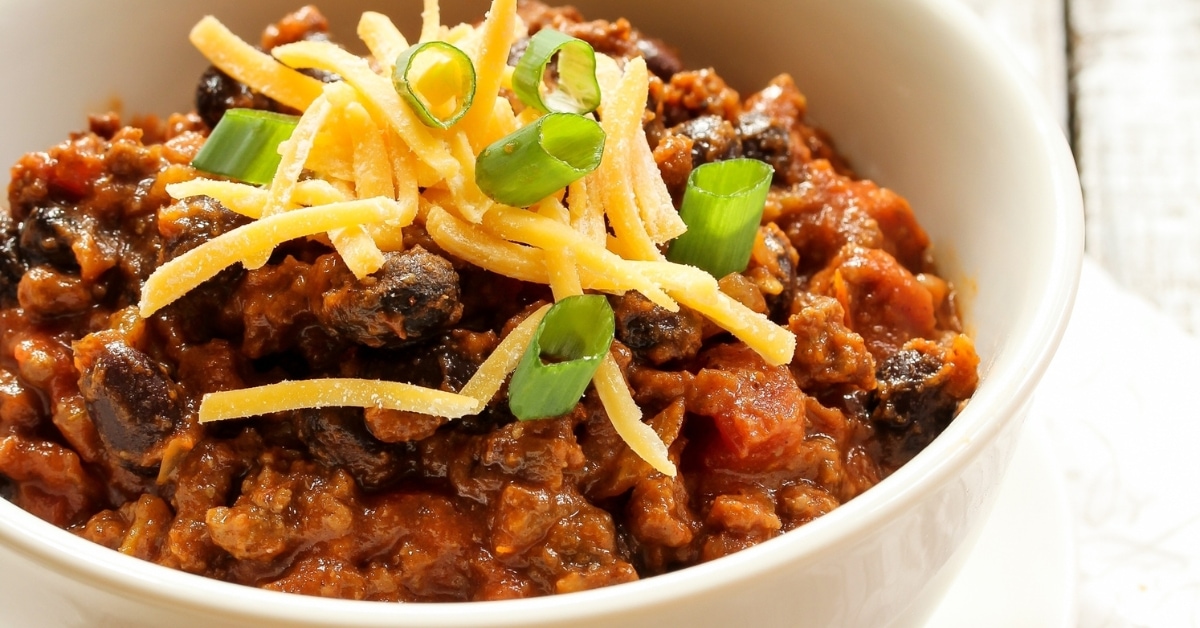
[458,304,551,406]
[139,198,401,317]
[141,0,797,475]
[199,378,481,423]
[189,16,323,112]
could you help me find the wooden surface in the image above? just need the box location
[960,0,1200,334]
[955,3,1200,626]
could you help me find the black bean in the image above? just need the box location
[195,66,275,129]
[671,115,743,166]
[0,212,25,304]
[869,347,959,469]
[79,341,183,468]
[297,407,419,491]
[635,36,684,80]
[319,247,464,348]
[738,111,793,181]
[18,205,81,272]
[611,292,704,366]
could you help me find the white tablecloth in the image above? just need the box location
[1036,257,1200,626]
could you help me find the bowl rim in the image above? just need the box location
[0,0,1085,624]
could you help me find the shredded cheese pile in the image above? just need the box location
[143,0,797,477]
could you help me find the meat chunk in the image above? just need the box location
[787,293,876,391]
[686,343,809,472]
[807,245,937,359]
[516,0,684,80]
[260,5,330,49]
[0,435,101,525]
[319,247,463,347]
[651,132,694,202]
[655,69,742,127]
[76,340,185,468]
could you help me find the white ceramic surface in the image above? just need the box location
[925,417,1077,627]
[0,0,1084,626]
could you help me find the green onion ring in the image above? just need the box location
[392,41,477,129]
[513,29,601,115]
[191,109,299,186]
[667,158,775,278]
[508,295,615,420]
[475,113,605,207]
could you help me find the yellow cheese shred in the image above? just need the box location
[594,355,676,477]
[139,198,401,317]
[165,180,266,219]
[358,11,410,75]
[458,304,550,405]
[272,40,461,181]
[425,205,551,285]
[199,378,481,423]
[189,16,324,112]
[643,262,797,366]
[420,0,441,43]
[458,0,518,151]
[595,57,672,259]
[262,95,333,219]
[482,206,678,311]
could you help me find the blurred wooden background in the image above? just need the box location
[960,0,1200,334]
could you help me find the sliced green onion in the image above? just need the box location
[667,158,775,278]
[392,41,477,129]
[513,29,601,115]
[191,109,299,186]
[475,113,605,207]
[508,295,615,421]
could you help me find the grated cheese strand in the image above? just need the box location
[139,198,396,317]
[426,206,550,284]
[546,248,582,300]
[459,0,518,151]
[594,355,676,477]
[358,11,410,76]
[482,206,678,311]
[319,87,388,277]
[444,132,495,223]
[166,180,266,219]
[272,40,461,180]
[535,197,587,298]
[567,177,605,247]
[307,108,357,182]
[420,0,441,43]
[199,378,481,423]
[643,262,797,366]
[189,16,324,112]
[595,57,663,261]
[261,94,333,218]
[458,304,551,406]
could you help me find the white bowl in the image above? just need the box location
[0,0,1083,625]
